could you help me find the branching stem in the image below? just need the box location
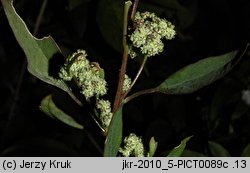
[123,55,148,99]
[124,88,158,103]
[131,0,139,21]
[112,1,132,113]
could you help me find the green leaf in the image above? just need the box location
[208,141,231,157]
[1,0,77,101]
[241,143,250,157]
[104,105,123,157]
[158,51,239,94]
[167,136,192,157]
[149,137,158,157]
[40,95,83,130]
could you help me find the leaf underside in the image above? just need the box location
[1,0,77,99]
[40,95,84,130]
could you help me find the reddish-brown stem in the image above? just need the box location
[112,47,129,112]
[124,87,158,104]
[112,1,132,113]
[131,0,139,21]
[122,55,148,99]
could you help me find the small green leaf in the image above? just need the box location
[158,51,238,94]
[104,105,123,157]
[167,136,192,157]
[241,143,250,157]
[40,95,83,130]
[1,0,77,101]
[208,141,231,157]
[149,137,158,157]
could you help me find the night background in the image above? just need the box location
[0,0,250,156]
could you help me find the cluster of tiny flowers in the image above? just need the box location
[96,99,113,131]
[128,46,137,59]
[242,89,250,106]
[129,11,176,57]
[119,133,146,157]
[59,50,107,100]
[123,74,132,93]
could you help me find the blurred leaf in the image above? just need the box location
[142,0,197,29]
[167,136,192,157]
[104,105,123,157]
[69,2,88,38]
[208,141,230,157]
[241,143,250,157]
[1,0,77,100]
[96,0,123,52]
[231,102,249,121]
[208,79,242,132]
[68,0,90,11]
[149,137,158,157]
[40,95,83,130]
[158,51,238,94]
[235,58,250,87]
[181,149,206,157]
[138,1,165,18]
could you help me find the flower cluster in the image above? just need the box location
[96,99,113,131]
[59,50,107,100]
[129,11,176,57]
[123,74,132,93]
[59,50,113,131]
[119,133,146,157]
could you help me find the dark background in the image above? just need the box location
[0,0,250,156]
